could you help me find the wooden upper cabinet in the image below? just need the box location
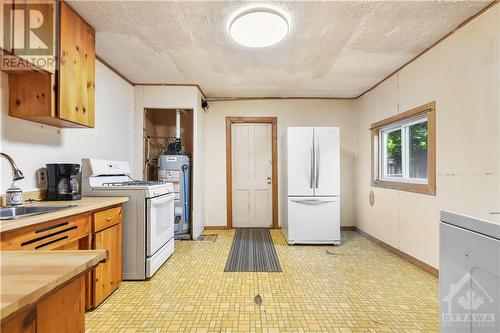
[5,0,96,128]
[58,1,95,127]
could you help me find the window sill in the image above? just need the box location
[371,179,436,196]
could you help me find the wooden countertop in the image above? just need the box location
[0,250,107,321]
[0,196,128,233]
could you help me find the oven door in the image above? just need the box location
[146,193,175,257]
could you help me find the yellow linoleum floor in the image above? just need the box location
[86,230,439,333]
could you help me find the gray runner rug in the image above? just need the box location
[224,228,282,272]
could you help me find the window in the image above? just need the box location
[371,102,436,195]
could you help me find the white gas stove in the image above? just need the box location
[83,159,173,197]
[82,158,175,280]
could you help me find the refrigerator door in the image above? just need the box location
[314,127,340,196]
[287,196,341,244]
[287,127,314,196]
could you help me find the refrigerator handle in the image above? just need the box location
[310,134,315,189]
[291,198,338,204]
[315,135,320,188]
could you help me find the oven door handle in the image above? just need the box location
[147,193,175,207]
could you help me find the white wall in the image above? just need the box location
[133,85,206,239]
[354,4,500,269]
[0,61,135,192]
[203,99,356,227]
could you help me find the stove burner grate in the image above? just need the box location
[102,180,168,187]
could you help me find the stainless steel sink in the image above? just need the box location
[0,205,77,220]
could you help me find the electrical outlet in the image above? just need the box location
[37,168,47,188]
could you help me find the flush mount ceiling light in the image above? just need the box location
[229,9,289,48]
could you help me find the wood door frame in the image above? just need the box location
[226,117,278,229]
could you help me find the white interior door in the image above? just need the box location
[314,127,340,196]
[232,123,273,228]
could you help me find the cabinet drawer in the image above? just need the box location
[93,207,121,233]
[0,214,90,251]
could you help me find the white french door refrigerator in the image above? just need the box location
[283,127,341,245]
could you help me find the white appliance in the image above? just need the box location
[283,127,341,245]
[82,158,175,280]
[440,211,500,332]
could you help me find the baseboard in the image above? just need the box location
[204,226,230,230]
[341,226,357,231]
[356,228,439,277]
[204,226,282,230]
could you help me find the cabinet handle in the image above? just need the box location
[35,236,68,249]
[106,217,112,222]
[22,226,77,247]
[36,221,69,234]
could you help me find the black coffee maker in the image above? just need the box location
[46,164,82,201]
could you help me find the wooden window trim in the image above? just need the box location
[370,102,436,196]
[225,117,279,229]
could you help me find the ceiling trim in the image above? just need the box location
[94,57,209,98]
[355,0,498,99]
[205,96,354,101]
[134,83,207,99]
[96,55,135,86]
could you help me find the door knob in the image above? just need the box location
[267,177,272,184]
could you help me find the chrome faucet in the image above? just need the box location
[1,152,24,181]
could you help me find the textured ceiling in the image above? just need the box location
[69,1,490,98]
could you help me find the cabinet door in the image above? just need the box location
[8,70,53,120]
[287,127,314,196]
[58,1,95,127]
[94,223,122,306]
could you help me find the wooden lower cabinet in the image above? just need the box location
[0,205,123,310]
[1,277,85,333]
[93,222,122,305]
[90,206,122,308]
